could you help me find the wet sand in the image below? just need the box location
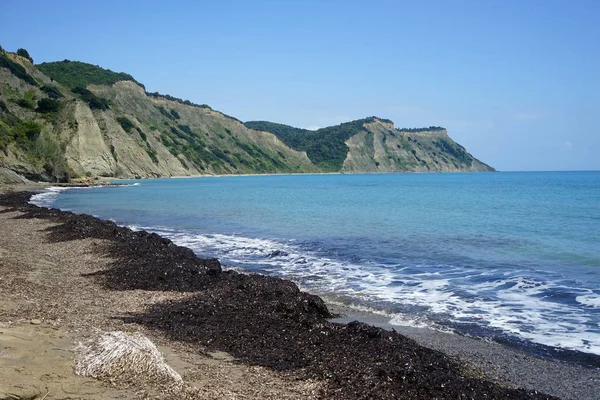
[0,188,597,399]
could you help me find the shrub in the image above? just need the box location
[87,96,109,110]
[110,144,118,162]
[139,130,147,142]
[170,109,180,119]
[0,99,8,112]
[16,48,33,63]
[30,134,74,182]
[71,86,92,96]
[397,126,445,133]
[116,116,135,132]
[157,105,173,119]
[71,86,109,110]
[434,139,472,166]
[36,98,62,113]
[146,92,212,111]
[15,120,42,141]
[41,85,64,99]
[37,60,144,89]
[177,124,194,135]
[0,115,43,151]
[0,52,38,86]
[145,147,159,164]
[0,128,9,152]
[16,98,35,109]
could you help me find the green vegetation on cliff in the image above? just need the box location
[16,48,33,63]
[0,117,42,151]
[71,86,110,110]
[154,120,296,174]
[0,52,38,87]
[246,118,494,173]
[245,118,379,171]
[36,98,62,114]
[37,60,144,89]
[146,92,212,110]
[434,138,472,166]
[244,121,310,146]
[41,85,64,99]
[397,126,445,133]
[146,92,242,124]
[0,48,494,181]
[0,105,72,181]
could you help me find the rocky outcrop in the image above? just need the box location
[342,120,494,173]
[0,167,29,184]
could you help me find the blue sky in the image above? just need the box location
[1,0,598,171]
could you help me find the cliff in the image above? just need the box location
[0,50,493,182]
[245,119,494,173]
[342,120,494,173]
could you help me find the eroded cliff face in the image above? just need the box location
[0,61,317,180]
[64,84,196,178]
[90,81,318,177]
[65,102,116,176]
[0,53,492,182]
[342,120,494,173]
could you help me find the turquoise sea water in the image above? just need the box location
[32,171,600,355]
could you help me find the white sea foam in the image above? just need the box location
[576,294,600,308]
[388,313,438,329]
[122,225,600,355]
[29,186,73,207]
[29,184,136,208]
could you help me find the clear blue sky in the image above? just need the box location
[1,0,598,171]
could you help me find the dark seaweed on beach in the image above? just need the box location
[130,293,560,399]
[0,191,559,400]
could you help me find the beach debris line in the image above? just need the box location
[0,191,560,400]
[75,331,182,385]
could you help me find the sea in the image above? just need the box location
[31,171,600,357]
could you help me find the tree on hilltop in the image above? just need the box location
[17,48,33,63]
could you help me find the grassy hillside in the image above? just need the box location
[0,51,38,86]
[1,46,493,181]
[37,60,144,89]
[0,48,317,180]
[342,121,495,173]
[247,118,494,173]
[0,92,72,181]
[245,118,388,171]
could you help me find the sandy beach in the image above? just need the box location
[0,188,598,399]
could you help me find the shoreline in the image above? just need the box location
[327,303,600,398]
[108,170,496,181]
[0,190,321,399]
[326,301,600,369]
[0,188,598,399]
[20,180,600,367]
[31,181,600,366]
